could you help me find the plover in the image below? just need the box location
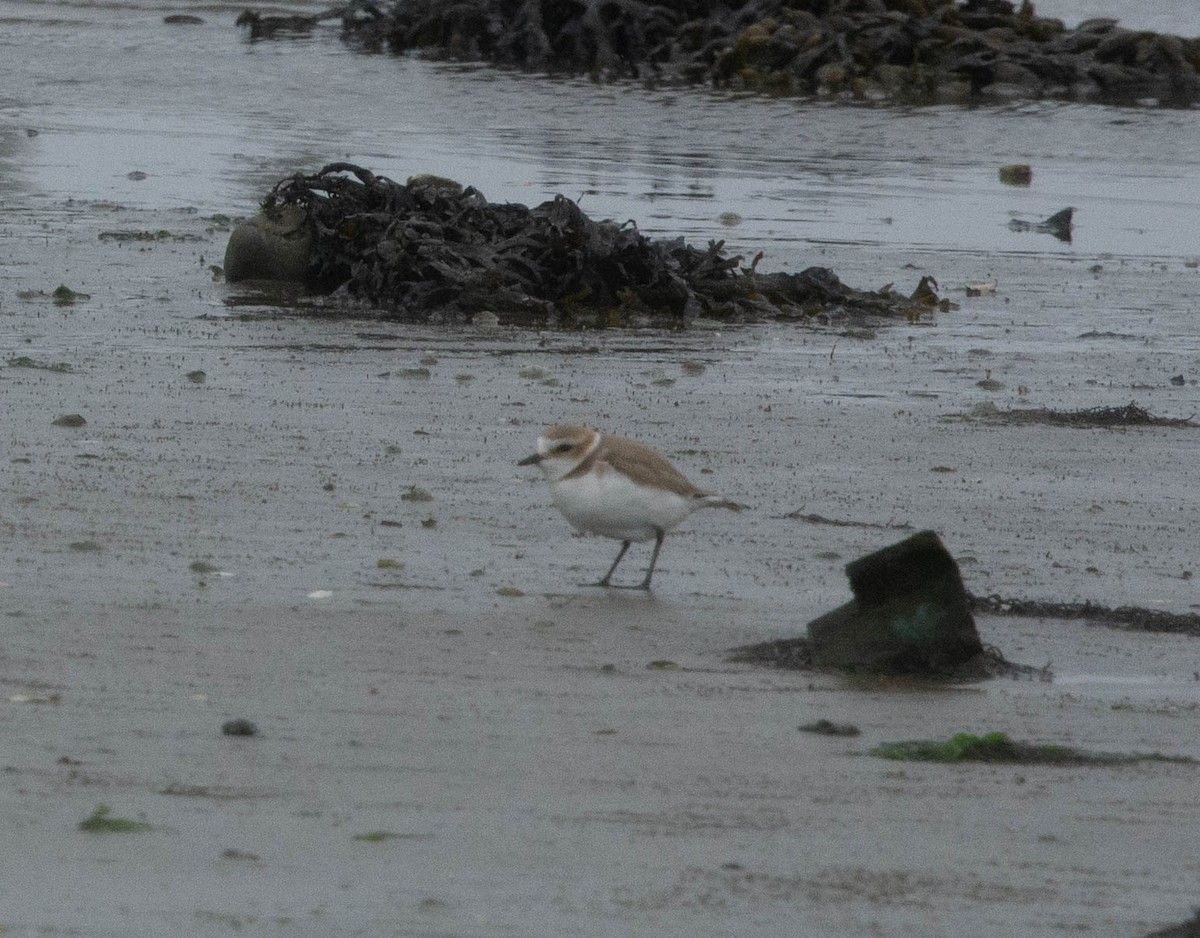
[519,425,744,589]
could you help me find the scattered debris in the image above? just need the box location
[18,286,90,305]
[185,369,207,384]
[401,485,433,502]
[9,692,61,705]
[1008,206,1074,242]
[871,731,1195,766]
[52,414,87,428]
[99,230,203,242]
[495,587,524,597]
[221,718,259,737]
[998,164,1032,186]
[781,511,912,532]
[731,637,815,671]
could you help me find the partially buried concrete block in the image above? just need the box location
[224,204,312,283]
[807,530,982,674]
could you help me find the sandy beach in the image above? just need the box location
[0,190,1197,935]
[2,1,1200,933]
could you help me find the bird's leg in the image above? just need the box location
[583,540,631,588]
[619,529,664,591]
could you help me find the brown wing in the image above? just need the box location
[588,434,707,498]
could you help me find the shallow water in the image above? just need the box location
[1034,0,1200,33]
[3,0,1199,273]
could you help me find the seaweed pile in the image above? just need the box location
[258,162,929,323]
[727,636,1051,681]
[970,594,1200,637]
[970,401,1199,428]
[314,0,1200,108]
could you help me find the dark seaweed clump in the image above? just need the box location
[970,594,1200,637]
[262,162,933,324]
[970,401,1198,429]
[727,637,1050,681]
[315,0,1200,108]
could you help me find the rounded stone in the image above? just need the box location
[223,204,312,284]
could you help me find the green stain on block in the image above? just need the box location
[889,601,942,644]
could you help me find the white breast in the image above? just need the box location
[550,467,696,542]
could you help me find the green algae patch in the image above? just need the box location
[871,732,1195,766]
[79,805,153,833]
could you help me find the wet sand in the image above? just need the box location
[1,192,1199,937]
[3,1,1200,933]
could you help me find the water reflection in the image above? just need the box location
[3,4,1198,261]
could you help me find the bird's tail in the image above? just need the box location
[697,494,748,512]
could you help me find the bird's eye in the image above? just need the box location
[555,443,571,453]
